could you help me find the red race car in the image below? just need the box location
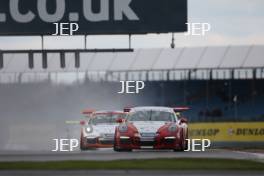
[113,106,189,152]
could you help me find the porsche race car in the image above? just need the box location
[80,110,126,150]
[113,106,189,152]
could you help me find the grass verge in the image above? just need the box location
[0,158,263,170]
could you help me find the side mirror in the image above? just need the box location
[80,120,86,126]
[116,118,125,123]
[179,117,188,124]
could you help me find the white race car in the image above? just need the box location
[80,110,126,150]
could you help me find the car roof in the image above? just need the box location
[131,106,174,113]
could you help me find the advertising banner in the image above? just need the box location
[0,0,187,35]
[189,122,264,142]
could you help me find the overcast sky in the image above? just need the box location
[0,0,264,49]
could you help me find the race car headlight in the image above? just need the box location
[118,125,128,133]
[168,124,177,132]
[85,126,93,133]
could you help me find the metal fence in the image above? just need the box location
[1,45,264,83]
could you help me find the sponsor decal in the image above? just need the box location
[189,122,264,142]
[236,128,264,136]
[189,129,219,137]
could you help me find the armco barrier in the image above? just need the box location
[189,122,264,142]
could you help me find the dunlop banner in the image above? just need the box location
[189,122,264,142]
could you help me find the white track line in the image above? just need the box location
[233,151,264,162]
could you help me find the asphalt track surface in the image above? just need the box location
[0,149,264,162]
[0,170,264,176]
[0,149,263,176]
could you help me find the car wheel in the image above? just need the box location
[80,132,87,151]
[113,138,121,152]
[174,130,185,152]
[184,130,189,151]
[113,144,121,152]
[113,140,132,152]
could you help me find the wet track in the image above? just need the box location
[0,170,264,176]
[0,149,264,162]
[0,149,264,176]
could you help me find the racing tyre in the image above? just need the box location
[184,130,189,151]
[80,132,87,151]
[113,140,132,152]
[174,129,186,152]
[113,142,121,152]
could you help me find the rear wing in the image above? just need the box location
[64,120,86,126]
[95,112,127,115]
[173,107,190,113]
[82,109,96,115]
[82,109,96,118]
[123,106,134,112]
[63,109,95,126]
[173,107,189,123]
[80,109,96,125]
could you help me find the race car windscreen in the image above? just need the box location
[89,114,125,125]
[127,110,176,122]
